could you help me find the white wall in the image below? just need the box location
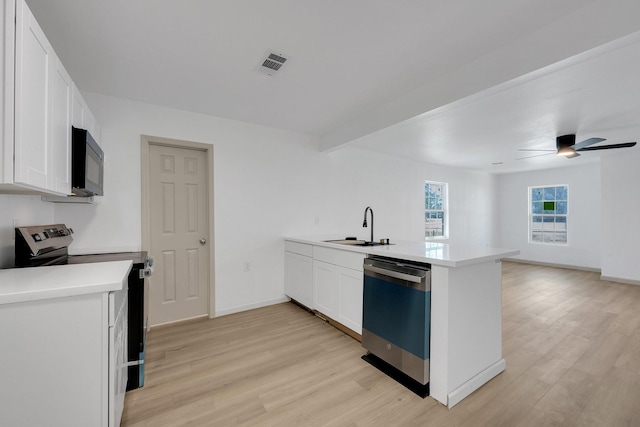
[601,149,640,282]
[2,89,635,310]
[495,162,601,269]
[46,93,496,316]
[8,87,627,313]
[310,147,497,247]
[0,92,495,313]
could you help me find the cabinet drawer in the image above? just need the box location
[284,241,313,257]
[313,246,365,271]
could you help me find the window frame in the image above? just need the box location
[424,181,449,240]
[528,184,569,245]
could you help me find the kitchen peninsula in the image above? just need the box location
[284,236,519,408]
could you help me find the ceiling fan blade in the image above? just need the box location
[566,152,581,159]
[572,137,605,150]
[517,149,556,152]
[516,152,555,160]
[577,142,637,151]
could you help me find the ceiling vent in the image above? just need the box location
[257,51,289,76]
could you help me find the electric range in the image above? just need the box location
[15,223,152,391]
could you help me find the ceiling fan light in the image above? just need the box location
[557,147,575,157]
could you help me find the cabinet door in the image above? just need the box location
[49,57,72,194]
[313,260,340,319]
[0,293,106,426]
[71,82,84,128]
[71,83,101,144]
[284,251,297,298]
[85,107,101,144]
[297,256,313,308]
[284,251,313,308]
[14,0,52,190]
[1,0,15,184]
[110,294,128,427]
[338,268,364,334]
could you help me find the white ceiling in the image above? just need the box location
[25,0,640,173]
[350,32,640,173]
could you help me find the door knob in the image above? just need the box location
[200,238,207,245]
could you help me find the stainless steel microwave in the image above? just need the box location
[71,127,104,196]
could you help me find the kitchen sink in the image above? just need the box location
[324,239,386,246]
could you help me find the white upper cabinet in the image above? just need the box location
[0,0,97,196]
[0,0,13,186]
[13,0,52,191]
[13,0,72,195]
[72,82,101,144]
[49,57,72,194]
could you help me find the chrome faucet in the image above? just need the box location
[363,206,374,244]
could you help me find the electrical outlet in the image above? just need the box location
[314,216,320,226]
[243,262,251,272]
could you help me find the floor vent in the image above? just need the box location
[257,51,289,76]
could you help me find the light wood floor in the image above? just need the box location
[122,262,640,426]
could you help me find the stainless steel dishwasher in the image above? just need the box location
[362,255,431,397]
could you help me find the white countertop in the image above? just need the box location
[0,261,132,305]
[285,236,519,267]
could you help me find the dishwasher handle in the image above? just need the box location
[364,257,431,291]
[364,264,423,283]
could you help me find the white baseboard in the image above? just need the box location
[504,258,600,273]
[447,358,506,408]
[214,296,290,317]
[150,314,208,329]
[600,276,640,286]
[505,259,640,286]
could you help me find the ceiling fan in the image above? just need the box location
[517,135,637,160]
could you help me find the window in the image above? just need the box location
[425,181,448,239]
[530,185,568,244]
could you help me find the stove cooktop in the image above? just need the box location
[15,223,148,268]
[66,252,148,266]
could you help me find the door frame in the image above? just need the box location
[141,135,215,321]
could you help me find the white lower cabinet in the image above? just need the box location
[0,288,127,427]
[110,290,128,427]
[313,260,340,318]
[285,241,365,335]
[337,267,363,334]
[312,246,365,335]
[284,241,313,308]
[284,250,313,308]
[313,259,364,334]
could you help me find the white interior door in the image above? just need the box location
[148,144,210,326]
